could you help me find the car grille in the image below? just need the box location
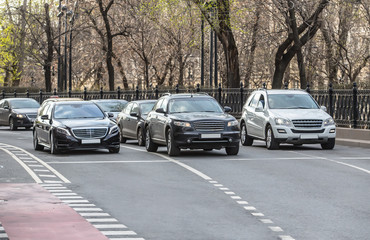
[292,119,323,128]
[193,121,225,131]
[26,114,37,119]
[72,128,108,139]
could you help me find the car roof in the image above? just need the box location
[43,97,83,102]
[131,99,157,104]
[91,99,127,102]
[257,89,308,95]
[163,93,212,99]
[4,98,38,101]
[54,101,94,105]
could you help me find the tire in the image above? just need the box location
[240,122,253,146]
[50,132,59,154]
[321,138,335,150]
[137,128,145,146]
[109,146,120,153]
[9,118,17,130]
[266,125,279,150]
[226,144,239,155]
[145,127,158,152]
[167,129,180,156]
[33,131,44,151]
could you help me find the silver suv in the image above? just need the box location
[240,89,336,150]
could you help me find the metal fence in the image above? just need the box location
[1,83,369,129]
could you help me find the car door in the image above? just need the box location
[38,104,51,143]
[120,102,133,137]
[246,93,260,137]
[1,101,11,125]
[149,98,164,141]
[0,100,5,125]
[156,98,169,142]
[127,103,140,138]
[253,93,267,139]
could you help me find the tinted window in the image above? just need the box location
[153,99,164,111]
[0,100,4,108]
[40,104,50,116]
[54,104,105,119]
[10,99,40,109]
[140,102,155,115]
[131,103,140,114]
[123,103,133,115]
[268,94,319,109]
[168,98,223,113]
[249,94,260,108]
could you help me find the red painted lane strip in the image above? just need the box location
[0,183,109,240]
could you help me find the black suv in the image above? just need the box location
[145,93,240,156]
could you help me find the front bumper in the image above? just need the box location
[13,117,34,128]
[273,126,336,144]
[173,131,240,149]
[53,131,120,151]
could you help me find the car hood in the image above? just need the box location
[13,108,38,115]
[269,109,331,120]
[56,118,112,129]
[169,112,235,122]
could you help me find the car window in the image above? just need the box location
[153,99,164,111]
[257,94,265,109]
[10,99,40,109]
[123,103,133,115]
[140,102,156,115]
[54,104,105,119]
[267,94,319,109]
[0,100,4,108]
[46,104,53,117]
[249,93,260,108]
[4,101,9,109]
[160,98,169,112]
[96,101,127,112]
[168,98,223,113]
[40,104,50,116]
[131,103,140,114]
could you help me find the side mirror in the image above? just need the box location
[107,112,114,118]
[255,107,263,112]
[224,106,232,113]
[156,108,165,114]
[130,112,138,117]
[41,114,49,120]
[320,106,327,112]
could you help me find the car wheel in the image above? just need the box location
[50,132,59,154]
[240,122,253,146]
[137,128,145,146]
[226,144,239,155]
[109,146,120,153]
[33,131,44,151]
[145,127,158,152]
[266,126,279,150]
[9,118,17,130]
[321,138,335,150]
[167,129,180,156]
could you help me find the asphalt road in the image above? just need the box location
[0,127,369,240]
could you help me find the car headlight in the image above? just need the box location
[56,127,71,136]
[173,121,191,127]
[16,114,25,118]
[227,120,239,127]
[323,117,335,126]
[274,118,292,126]
[109,125,119,134]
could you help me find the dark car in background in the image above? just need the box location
[145,93,240,156]
[33,101,120,154]
[117,100,156,146]
[91,99,128,122]
[0,98,40,130]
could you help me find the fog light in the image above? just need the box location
[187,139,192,144]
[278,129,286,133]
[329,129,335,133]
[228,138,233,143]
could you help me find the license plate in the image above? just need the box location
[300,134,318,139]
[201,134,221,139]
[81,139,101,144]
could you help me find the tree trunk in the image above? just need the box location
[44,3,53,92]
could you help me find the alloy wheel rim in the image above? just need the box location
[241,125,246,143]
[138,131,142,145]
[9,119,13,130]
[51,134,54,153]
[167,132,171,152]
[266,129,271,148]
[146,130,150,148]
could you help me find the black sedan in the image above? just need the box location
[0,98,40,130]
[117,100,156,146]
[145,94,240,156]
[33,101,120,154]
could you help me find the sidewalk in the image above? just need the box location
[336,127,370,148]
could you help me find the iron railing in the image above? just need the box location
[1,82,369,129]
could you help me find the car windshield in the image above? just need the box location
[140,102,155,115]
[268,94,319,109]
[10,99,40,109]
[96,101,127,112]
[169,98,223,113]
[54,104,105,119]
